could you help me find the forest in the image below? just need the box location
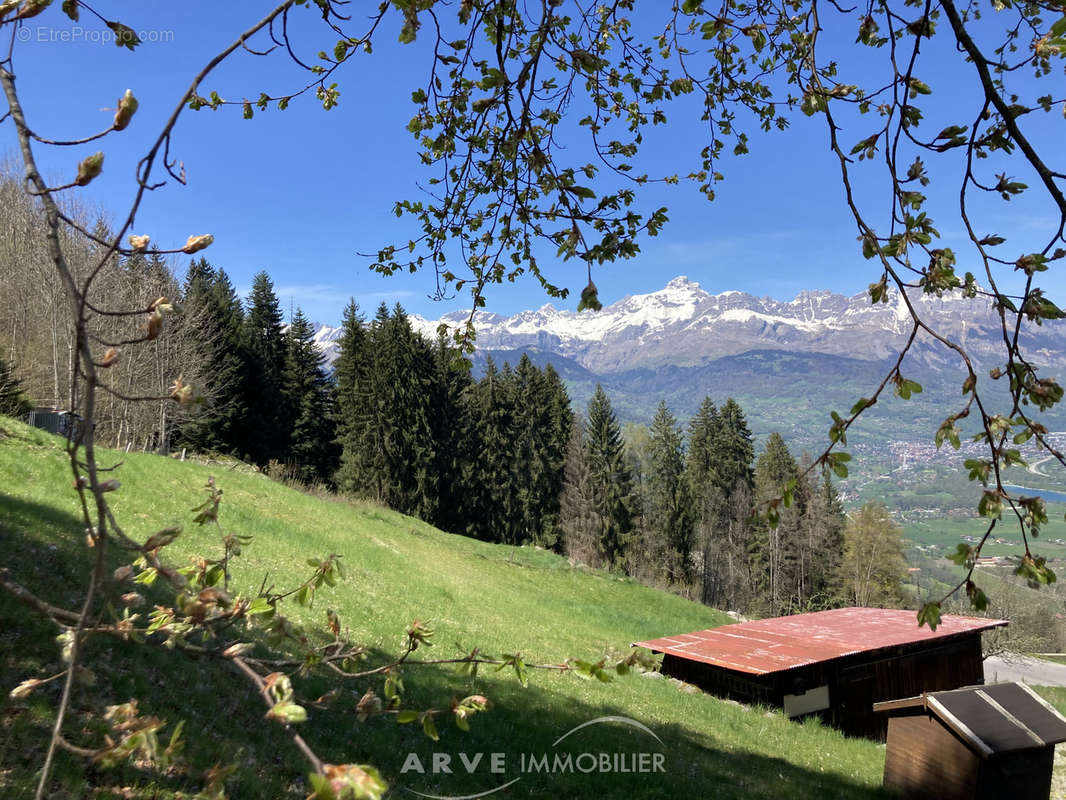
[0,169,905,617]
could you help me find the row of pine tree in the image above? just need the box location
[559,391,852,615]
[1,250,885,615]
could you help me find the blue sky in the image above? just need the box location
[4,1,1061,324]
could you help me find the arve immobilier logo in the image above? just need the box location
[399,715,667,799]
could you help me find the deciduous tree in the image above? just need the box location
[839,501,908,609]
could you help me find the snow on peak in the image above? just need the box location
[665,275,700,290]
[308,276,1023,374]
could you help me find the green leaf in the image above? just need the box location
[422,713,439,741]
[61,0,77,20]
[308,774,336,800]
[965,581,988,612]
[396,710,419,724]
[247,597,273,616]
[296,585,312,607]
[948,543,974,567]
[570,659,593,679]
[1015,555,1057,590]
[978,490,1003,519]
[268,701,307,724]
[850,397,874,415]
[917,603,941,631]
[782,477,797,509]
[106,20,141,50]
[513,654,528,688]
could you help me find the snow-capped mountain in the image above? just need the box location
[311,276,1061,374]
[310,276,1066,435]
[309,275,1066,375]
[311,323,344,367]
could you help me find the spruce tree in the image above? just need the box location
[685,396,721,513]
[585,385,636,571]
[714,398,755,495]
[241,271,289,465]
[753,432,800,616]
[429,333,472,534]
[175,261,247,454]
[804,466,847,607]
[334,300,374,496]
[559,417,603,565]
[644,400,695,585]
[0,353,30,416]
[685,397,724,604]
[513,354,562,546]
[540,364,573,548]
[461,357,518,542]
[283,308,338,484]
[368,304,439,520]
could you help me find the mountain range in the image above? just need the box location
[312,277,1066,449]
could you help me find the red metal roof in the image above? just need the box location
[634,607,1007,676]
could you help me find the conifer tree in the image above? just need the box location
[429,334,472,534]
[352,302,394,502]
[585,385,636,571]
[334,300,374,496]
[538,363,573,549]
[461,357,518,542]
[283,308,338,484]
[670,396,763,608]
[685,396,720,507]
[644,401,695,585]
[714,398,755,495]
[800,466,847,608]
[512,355,561,546]
[208,269,248,449]
[0,353,30,416]
[559,417,603,566]
[175,260,247,454]
[241,271,289,465]
[371,304,439,520]
[753,432,801,616]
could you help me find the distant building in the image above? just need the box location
[634,607,1006,740]
[26,407,85,441]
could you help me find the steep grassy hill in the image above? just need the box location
[0,416,888,799]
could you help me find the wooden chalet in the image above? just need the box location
[634,607,1007,739]
[875,682,1066,799]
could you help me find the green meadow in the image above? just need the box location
[0,415,890,798]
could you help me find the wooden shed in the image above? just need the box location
[874,682,1066,799]
[634,607,1006,739]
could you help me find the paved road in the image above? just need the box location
[985,654,1066,687]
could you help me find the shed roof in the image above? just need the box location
[633,607,1006,676]
[874,682,1066,757]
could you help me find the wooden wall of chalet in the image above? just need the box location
[661,633,985,739]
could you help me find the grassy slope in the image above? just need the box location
[0,417,887,799]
